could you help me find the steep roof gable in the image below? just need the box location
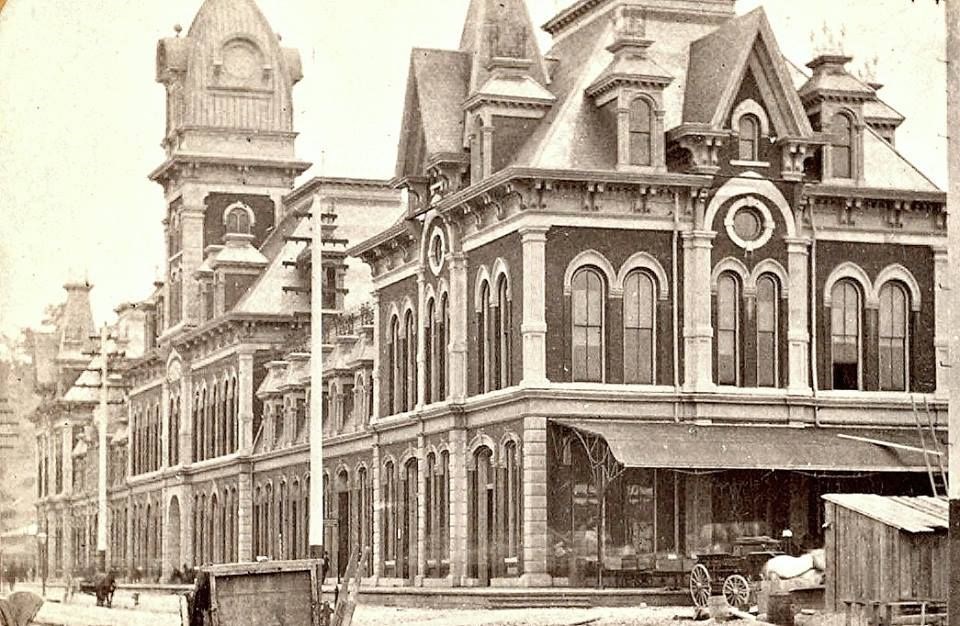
[458,0,548,94]
[394,49,470,179]
[682,7,812,138]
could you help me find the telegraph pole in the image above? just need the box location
[0,397,15,592]
[96,325,108,575]
[944,0,960,623]
[309,193,325,561]
[947,0,960,620]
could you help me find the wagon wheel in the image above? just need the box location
[689,564,711,608]
[722,574,751,610]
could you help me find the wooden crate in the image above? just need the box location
[202,559,326,626]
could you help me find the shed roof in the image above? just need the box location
[822,494,948,534]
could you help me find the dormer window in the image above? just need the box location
[629,98,652,166]
[737,114,760,161]
[830,113,854,179]
[225,205,253,234]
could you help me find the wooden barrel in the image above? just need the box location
[768,592,796,626]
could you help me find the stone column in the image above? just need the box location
[161,381,170,469]
[786,237,811,395]
[448,428,468,585]
[180,376,193,465]
[177,196,206,327]
[481,122,494,179]
[682,231,716,392]
[416,272,427,409]
[416,434,427,585]
[520,416,551,587]
[448,253,469,401]
[934,246,950,400]
[237,348,256,453]
[61,426,72,496]
[237,470,252,561]
[369,294,380,421]
[520,227,549,386]
[371,444,382,582]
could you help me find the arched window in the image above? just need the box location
[225,207,252,234]
[623,271,656,384]
[354,374,364,422]
[382,461,396,566]
[425,297,435,404]
[495,276,511,390]
[756,275,779,387]
[738,113,760,161]
[831,113,854,179]
[471,116,485,183]
[404,310,417,410]
[629,98,652,166]
[572,268,605,382]
[831,279,862,390]
[439,293,449,400]
[879,282,909,391]
[716,273,741,386]
[389,315,401,415]
[478,281,492,392]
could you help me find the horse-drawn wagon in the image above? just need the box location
[689,536,783,609]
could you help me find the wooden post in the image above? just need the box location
[948,1,960,625]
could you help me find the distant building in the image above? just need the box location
[341,0,948,589]
[32,0,402,582]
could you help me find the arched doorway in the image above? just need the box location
[336,470,351,576]
[167,496,181,577]
[468,446,494,586]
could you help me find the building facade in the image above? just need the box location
[33,0,402,582]
[340,0,949,588]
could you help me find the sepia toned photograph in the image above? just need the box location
[0,1,957,625]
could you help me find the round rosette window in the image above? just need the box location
[724,197,775,252]
[428,227,447,275]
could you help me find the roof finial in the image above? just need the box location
[174,23,183,37]
[811,20,846,56]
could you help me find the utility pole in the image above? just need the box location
[96,325,108,575]
[947,0,960,620]
[0,396,16,592]
[309,193,325,561]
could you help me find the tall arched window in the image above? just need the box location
[495,276,511,390]
[503,441,522,568]
[756,275,779,387]
[629,98,652,166]
[716,273,741,386]
[879,282,909,391]
[478,281,492,392]
[623,271,656,384]
[404,310,417,410]
[831,113,854,179]
[383,461,396,567]
[425,298,435,404]
[738,114,760,161]
[572,268,605,382]
[389,315,401,415]
[831,280,862,390]
[439,293,449,400]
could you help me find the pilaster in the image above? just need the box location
[416,434,427,585]
[178,205,206,327]
[520,416,551,587]
[934,246,950,400]
[786,238,812,394]
[371,444,382,582]
[520,227,549,386]
[61,426,72,497]
[682,230,716,392]
[448,253,469,401]
[180,376,193,465]
[238,348,256,453]
[237,470,253,561]
[416,273,427,409]
[448,428,468,585]
[161,381,170,469]
[372,290,381,419]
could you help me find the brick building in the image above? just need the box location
[32,0,402,582]
[336,0,949,589]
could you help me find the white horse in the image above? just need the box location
[762,548,826,582]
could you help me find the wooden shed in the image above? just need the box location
[822,494,948,612]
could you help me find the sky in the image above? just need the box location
[0,0,947,338]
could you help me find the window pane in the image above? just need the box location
[738,115,758,160]
[630,99,651,132]
[718,275,738,331]
[637,328,653,384]
[757,277,776,331]
[630,132,651,166]
[758,331,775,387]
[587,272,602,322]
[624,329,639,383]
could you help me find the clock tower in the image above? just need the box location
[151,0,310,335]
